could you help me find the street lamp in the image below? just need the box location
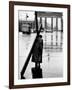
[26,13,29,21]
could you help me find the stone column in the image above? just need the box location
[56,17,58,31]
[56,17,58,47]
[60,17,63,50]
[40,17,42,24]
[51,17,53,32]
[45,17,47,29]
[51,17,53,48]
[61,17,63,32]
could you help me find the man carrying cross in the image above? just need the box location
[32,34,43,68]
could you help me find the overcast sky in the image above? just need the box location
[19,11,35,21]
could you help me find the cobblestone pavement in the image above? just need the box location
[18,31,63,79]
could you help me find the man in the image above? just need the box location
[32,35,43,68]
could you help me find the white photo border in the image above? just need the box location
[14,5,67,85]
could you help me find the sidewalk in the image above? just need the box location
[18,31,63,79]
[18,32,37,79]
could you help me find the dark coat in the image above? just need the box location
[32,37,43,63]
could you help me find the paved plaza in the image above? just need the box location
[18,31,63,79]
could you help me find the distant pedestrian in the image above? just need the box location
[48,53,50,62]
[32,35,43,68]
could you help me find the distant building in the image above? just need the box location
[19,20,36,33]
[21,24,31,34]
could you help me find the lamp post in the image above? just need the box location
[26,13,29,21]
